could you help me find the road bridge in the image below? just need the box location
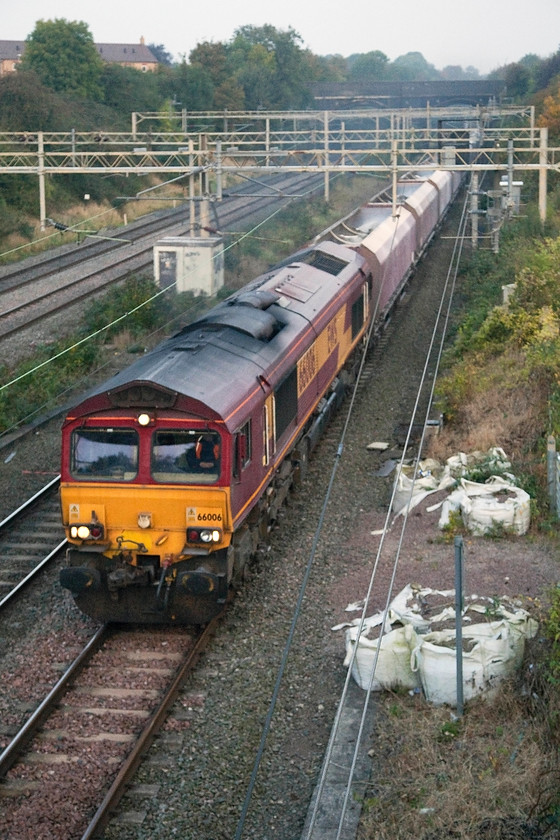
[311,80,506,109]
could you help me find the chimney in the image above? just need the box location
[140,36,145,45]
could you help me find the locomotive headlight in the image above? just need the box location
[69,520,104,541]
[186,527,222,544]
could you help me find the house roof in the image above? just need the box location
[0,39,158,65]
[95,42,158,64]
[0,41,25,60]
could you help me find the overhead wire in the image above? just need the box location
[0,194,302,400]
[232,177,471,840]
[234,189,409,839]
[318,185,471,840]
[0,204,123,261]
[0,191,319,448]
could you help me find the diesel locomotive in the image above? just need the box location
[59,170,461,624]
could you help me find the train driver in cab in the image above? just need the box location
[194,433,220,473]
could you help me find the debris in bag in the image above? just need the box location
[390,447,531,535]
[338,585,538,704]
[438,477,531,536]
[344,622,421,692]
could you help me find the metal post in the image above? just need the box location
[38,131,46,231]
[323,110,330,202]
[199,133,207,195]
[391,140,398,218]
[547,435,557,517]
[506,139,514,217]
[189,139,196,236]
[454,535,464,716]
[470,171,479,249]
[215,141,222,201]
[539,126,548,225]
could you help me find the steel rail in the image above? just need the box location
[80,612,225,840]
[0,474,60,532]
[0,538,67,612]
[0,476,65,611]
[0,624,111,778]
[0,172,325,342]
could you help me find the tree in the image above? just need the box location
[518,53,541,70]
[440,65,479,80]
[148,43,174,67]
[503,62,532,99]
[388,52,439,81]
[228,25,314,109]
[190,41,245,109]
[313,54,348,83]
[538,85,560,139]
[0,70,66,130]
[169,60,214,111]
[464,66,481,80]
[100,64,162,113]
[21,19,104,100]
[348,50,389,82]
[534,48,560,91]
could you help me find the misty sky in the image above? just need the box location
[5,0,560,75]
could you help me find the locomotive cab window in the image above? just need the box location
[71,428,138,481]
[151,429,221,484]
[234,421,252,478]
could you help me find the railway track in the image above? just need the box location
[0,475,65,611]
[0,617,222,838]
[0,172,325,356]
[0,177,456,839]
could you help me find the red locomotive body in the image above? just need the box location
[60,242,373,623]
[60,171,460,624]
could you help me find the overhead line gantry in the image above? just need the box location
[0,105,554,236]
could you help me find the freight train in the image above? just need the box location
[59,168,462,624]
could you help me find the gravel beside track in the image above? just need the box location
[0,200,558,840]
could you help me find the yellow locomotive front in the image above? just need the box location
[60,412,233,624]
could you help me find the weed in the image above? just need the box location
[440,510,467,542]
[439,719,461,739]
[542,586,560,685]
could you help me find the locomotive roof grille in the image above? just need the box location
[272,247,350,276]
[108,382,177,408]
[302,250,349,275]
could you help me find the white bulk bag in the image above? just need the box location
[411,621,518,706]
[344,623,420,692]
[392,468,440,517]
[438,477,531,535]
[461,477,531,535]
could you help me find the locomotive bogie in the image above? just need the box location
[61,547,230,625]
